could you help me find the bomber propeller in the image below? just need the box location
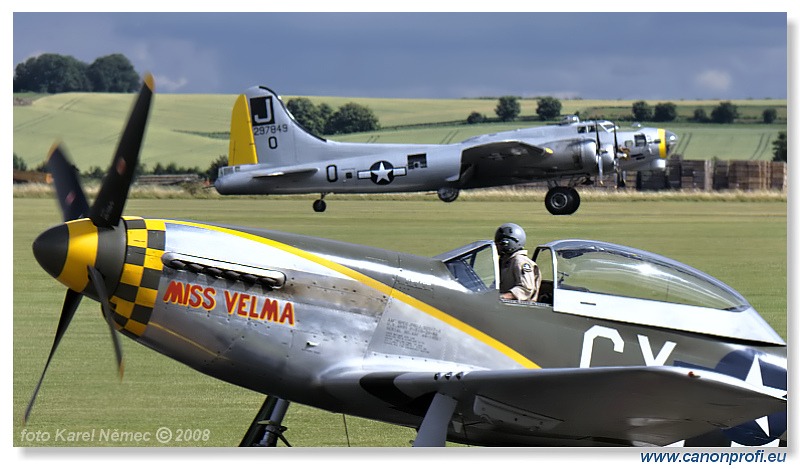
[24,74,154,423]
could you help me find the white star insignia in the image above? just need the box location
[372,162,392,183]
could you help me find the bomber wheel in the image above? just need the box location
[312,199,327,213]
[545,187,580,215]
[437,187,460,203]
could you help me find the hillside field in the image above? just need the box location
[13,92,786,172]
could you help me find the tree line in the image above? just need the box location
[13,153,229,183]
[286,98,379,135]
[475,95,781,125]
[14,53,140,93]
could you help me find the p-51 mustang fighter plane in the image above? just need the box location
[214,86,678,215]
[26,76,785,447]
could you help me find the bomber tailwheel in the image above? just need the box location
[312,199,327,213]
[544,187,580,215]
[437,187,459,203]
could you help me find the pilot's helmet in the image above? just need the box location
[495,223,526,255]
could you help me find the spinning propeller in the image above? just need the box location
[593,120,605,182]
[593,119,625,188]
[24,74,154,423]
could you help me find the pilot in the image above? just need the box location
[495,223,541,301]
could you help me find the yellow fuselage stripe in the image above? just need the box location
[163,219,540,369]
[58,219,98,292]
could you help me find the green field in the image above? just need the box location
[12,196,787,447]
[13,93,786,172]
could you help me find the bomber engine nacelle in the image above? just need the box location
[546,139,612,172]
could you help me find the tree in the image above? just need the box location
[324,102,380,135]
[466,111,486,124]
[86,54,139,92]
[653,102,677,122]
[762,108,778,124]
[82,166,106,180]
[536,96,562,121]
[710,101,738,124]
[13,53,90,93]
[772,132,787,162]
[206,155,229,183]
[13,154,27,171]
[286,97,325,135]
[495,96,521,122]
[692,108,709,123]
[631,101,653,121]
[318,103,334,126]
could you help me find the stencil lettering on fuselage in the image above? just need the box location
[383,318,441,354]
[580,325,676,368]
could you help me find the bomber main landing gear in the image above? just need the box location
[313,193,328,212]
[437,187,460,203]
[544,186,581,216]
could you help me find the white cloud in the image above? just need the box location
[694,69,732,94]
[153,75,189,92]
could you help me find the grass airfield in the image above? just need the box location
[12,193,787,447]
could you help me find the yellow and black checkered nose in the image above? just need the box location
[32,218,126,299]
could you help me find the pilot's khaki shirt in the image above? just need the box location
[499,250,541,301]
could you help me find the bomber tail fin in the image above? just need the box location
[228,94,258,166]
[228,86,327,168]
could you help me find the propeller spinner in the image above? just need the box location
[24,74,154,423]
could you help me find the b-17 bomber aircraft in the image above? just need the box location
[214,86,678,215]
[25,76,786,447]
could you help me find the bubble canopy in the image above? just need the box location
[535,240,784,345]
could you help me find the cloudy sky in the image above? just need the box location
[11,9,790,100]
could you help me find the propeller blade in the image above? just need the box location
[89,74,154,228]
[88,266,124,378]
[594,120,603,183]
[24,288,83,423]
[46,145,90,222]
[594,120,601,155]
[612,124,627,188]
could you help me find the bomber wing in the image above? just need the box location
[458,140,566,186]
[462,140,553,162]
[324,366,786,446]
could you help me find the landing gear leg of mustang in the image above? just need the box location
[240,396,292,447]
[545,186,581,215]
